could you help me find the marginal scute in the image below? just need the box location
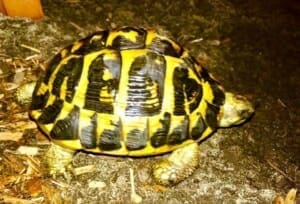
[205,102,220,129]
[147,36,183,57]
[191,114,207,140]
[44,54,62,84]
[210,82,225,107]
[80,113,97,148]
[72,30,108,55]
[126,128,148,150]
[167,116,189,145]
[108,27,146,50]
[30,79,50,110]
[50,105,80,140]
[182,55,203,78]
[98,121,122,151]
[151,112,171,147]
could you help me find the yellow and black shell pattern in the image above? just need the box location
[30,27,225,156]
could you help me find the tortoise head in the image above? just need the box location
[219,92,254,127]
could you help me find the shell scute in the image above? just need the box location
[190,114,207,140]
[98,125,122,151]
[150,112,171,148]
[125,51,166,116]
[84,51,121,113]
[73,30,108,55]
[37,98,63,124]
[107,27,147,50]
[126,128,148,151]
[50,105,80,140]
[80,113,98,149]
[167,116,189,145]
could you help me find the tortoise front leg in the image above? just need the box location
[45,142,76,177]
[16,82,36,104]
[153,143,200,186]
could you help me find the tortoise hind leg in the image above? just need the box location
[45,142,76,178]
[153,143,199,186]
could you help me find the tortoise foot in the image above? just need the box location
[153,143,199,186]
[45,142,75,179]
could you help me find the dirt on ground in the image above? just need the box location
[0,0,299,203]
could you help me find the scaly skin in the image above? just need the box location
[16,82,36,104]
[45,142,75,178]
[153,143,199,186]
[219,92,254,127]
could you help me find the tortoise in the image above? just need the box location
[17,26,254,185]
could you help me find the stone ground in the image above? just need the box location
[0,0,299,203]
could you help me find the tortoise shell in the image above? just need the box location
[30,26,225,156]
